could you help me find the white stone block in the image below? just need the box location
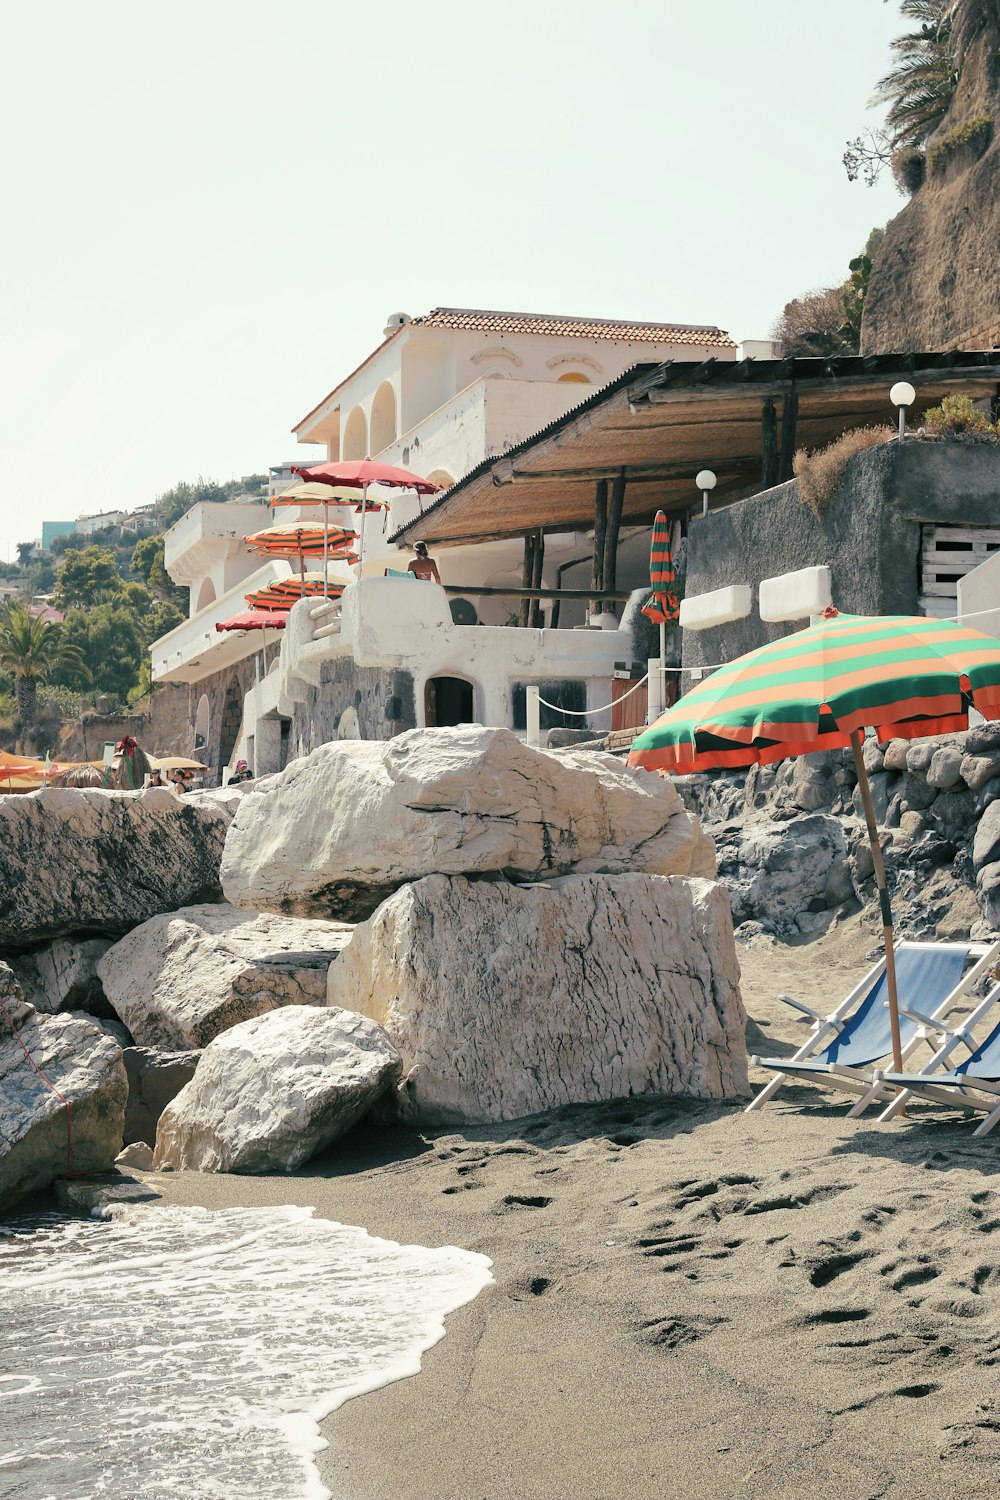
[679,585,752,631]
[759,566,832,623]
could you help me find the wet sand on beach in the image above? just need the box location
[153,914,1000,1500]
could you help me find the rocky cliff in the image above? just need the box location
[862,3,1000,353]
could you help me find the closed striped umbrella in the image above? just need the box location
[640,511,679,626]
[245,578,344,610]
[628,607,1000,1078]
[244,523,359,559]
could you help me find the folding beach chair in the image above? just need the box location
[746,941,998,1115]
[874,989,1000,1135]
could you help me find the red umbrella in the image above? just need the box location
[216,611,290,632]
[292,459,443,574]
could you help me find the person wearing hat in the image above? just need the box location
[407,542,441,584]
[227,759,253,786]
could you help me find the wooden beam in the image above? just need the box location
[603,470,626,597]
[778,387,799,483]
[761,398,778,490]
[530,529,544,627]
[591,478,608,612]
[518,533,534,627]
[642,368,1000,404]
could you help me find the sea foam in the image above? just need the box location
[0,1203,492,1500]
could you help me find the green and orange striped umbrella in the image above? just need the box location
[628,607,1000,1079]
[245,576,345,611]
[629,608,1000,776]
[244,523,359,560]
[640,510,679,626]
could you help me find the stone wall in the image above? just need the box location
[289,657,416,760]
[57,683,193,763]
[682,443,1000,671]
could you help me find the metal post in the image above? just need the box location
[646,656,663,724]
[702,489,709,516]
[897,406,906,443]
[526,684,541,747]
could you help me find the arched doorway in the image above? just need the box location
[218,676,243,773]
[196,578,216,613]
[425,676,474,728]
[194,693,210,752]
[342,406,367,461]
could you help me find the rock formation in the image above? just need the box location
[327,873,747,1124]
[0,965,127,1209]
[862,4,1000,351]
[98,904,354,1049]
[11,938,114,1017]
[0,787,235,949]
[122,1046,200,1147]
[153,1006,402,1173]
[222,726,713,921]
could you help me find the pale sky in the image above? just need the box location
[0,0,906,562]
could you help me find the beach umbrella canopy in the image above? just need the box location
[640,511,679,627]
[244,523,359,558]
[151,756,209,772]
[292,460,442,496]
[245,579,344,611]
[628,607,1000,1076]
[271,482,385,512]
[292,460,443,574]
[216,611,290,633]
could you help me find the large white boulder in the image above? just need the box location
[10,937,114,1017]
[153,1006,402,1173]
[0,787,235,948]
[221,726,714,921]
[327,872,747,1124]
[0,965,127,1210]
[98,904,355,1049]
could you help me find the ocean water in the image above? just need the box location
[0,1203,493,1500]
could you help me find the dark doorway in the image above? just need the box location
[425,676,474,727]
[218,676,242,774]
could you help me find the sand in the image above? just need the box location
[152,911,1000,1500]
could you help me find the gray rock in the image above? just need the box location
[0,788,235,950]
[221,727,712,922]
[790,759,834,812]
[122,1046,200,1147]
[906,744,936,774]
[99,905,355,1050]
[721,814,848,934]
[9,938,115,1017]
[824,858,856,906]
[883,740,910,773]
[927,747,964,790]
[894,773,939,812]
[961,752,1000,792]
[327,872,747,1124]
[965,722,1000,756]
[862,738,885,774]
[851,839,876,884]
[0,965,127,1211]
[896,810,927,843]
[973,802,1000,872]
[928,788,975,843]
[153,1007,402,1173]
[853,771,892,825]
[116,1141,154,1171]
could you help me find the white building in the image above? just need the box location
[151,305,737,778]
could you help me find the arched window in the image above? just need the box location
[425,469,456,491]
[342,406,367,461]
[369,382,397,454]
[557,371,590,383]
[194,694,210,751]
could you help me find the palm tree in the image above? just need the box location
[872,1,957,147]
[0,603,86,727]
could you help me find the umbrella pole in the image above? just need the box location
[358,484,368,577]
[850,729,904,1076]
[323,502,329,597]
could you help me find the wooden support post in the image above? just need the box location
[590,479,608,617]
[761,398,778,490]
[529,529,545,627]
[778,388,799,483]
[518,533,535,627]
[603,469,626,603]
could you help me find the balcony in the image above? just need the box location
[151,561,290,684]
[165,501,271,586]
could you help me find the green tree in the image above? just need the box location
[840,228,885,349]
[15,541,34,568]
[54,546,125,609]
[131,533,186,606]
[872,1,956,147]
[56,604,143,705]
[0,603,86,725]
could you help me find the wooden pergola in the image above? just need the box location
[391,351,1000,615]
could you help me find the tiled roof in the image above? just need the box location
[413,307,736,348]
